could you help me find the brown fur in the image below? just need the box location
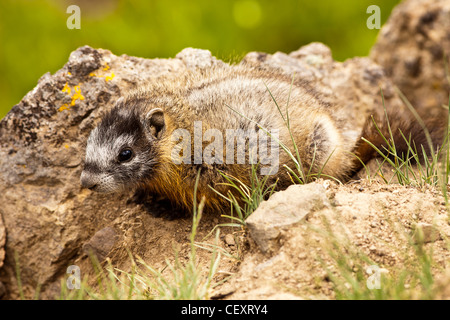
[120,65,357,213]
[353,105,447,172]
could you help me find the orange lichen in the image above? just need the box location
[70,84,85,106]
[59,83,85,111]
[89,63,114,82]
[62,82,71,95]
[58,104,69,112]
[60,63,113,112]
[105,72,115,82]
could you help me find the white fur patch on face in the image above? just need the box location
[81,170,120,193]
[85,128,109,170]
[85,128,135,170]
[94,172,120,192]
[113,134,135,153]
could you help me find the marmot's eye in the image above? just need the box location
[118,149,133,162]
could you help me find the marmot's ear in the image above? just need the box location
[145,108,165,138]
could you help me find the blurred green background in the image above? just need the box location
[0,0,401,119]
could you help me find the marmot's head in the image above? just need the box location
[80,98,166,193]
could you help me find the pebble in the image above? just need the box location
[413,223,441,243]
[225,234,235,246]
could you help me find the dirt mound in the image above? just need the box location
[217,181,450,299]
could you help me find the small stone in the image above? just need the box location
[176,48,218,69]
[225,234,235,246]
[246,183,330,253]
[412,223,441,244]
[82,226,118,261]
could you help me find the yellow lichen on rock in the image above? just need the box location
[58,82,85,111]
[58,103,70,112]
[70,84,85,106]
[61,82,71,95]
[105,72,115,82]
[89,62,114,82]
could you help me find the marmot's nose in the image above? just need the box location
[80,171,98,190]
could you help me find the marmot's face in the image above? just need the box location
[80,104,162,193]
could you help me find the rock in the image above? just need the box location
[176,47,226,69]
[371,0,450,116]
[0,45,192,299]
[82,227,118,261]
[412,222,441,243]
[245,183,330,254]
[224,234,235,246]
[68,46,103,77]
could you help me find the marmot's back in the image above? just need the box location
[130,64,356,179]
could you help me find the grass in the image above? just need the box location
[262,79,339,185]
[310,213,445,300]
[361,89,449,186]
[211,78,341,226]
[307,90,449,299]
[359,89,450,209]
[359,58,450,193]
[210,163,278,228]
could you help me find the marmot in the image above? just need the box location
[80,64,445,215]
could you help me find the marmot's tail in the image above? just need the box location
[352,106,448,172]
